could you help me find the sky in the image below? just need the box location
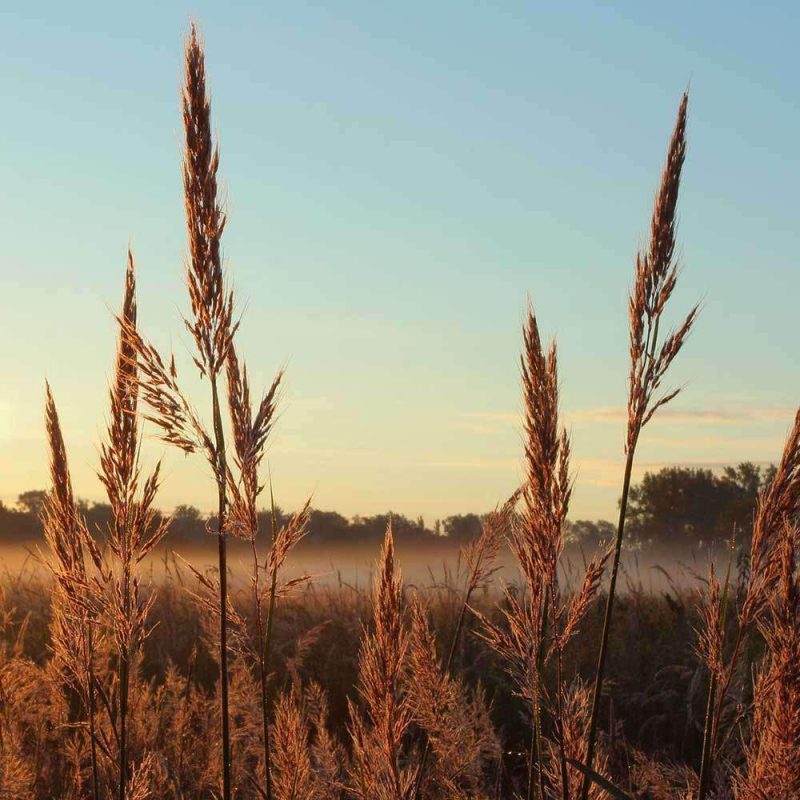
[1,1,799,523]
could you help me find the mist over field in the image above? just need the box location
[0,537,731,596]
[2,458,766,592]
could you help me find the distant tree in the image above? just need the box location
[567,519,615,550]
[716,463,776,537]
[256,506,287,539]
[625,462,773,548]
[1,492,43,540]
[307,510,350,544]
[348,513,434,544]
[16,489,48,518]
[442,513,483,543]
[169,504,206,542]
[0,468,774,552]
[85,502,113,538]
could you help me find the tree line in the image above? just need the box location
[0,461,774,550]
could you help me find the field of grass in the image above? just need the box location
[0,559,738,799]
[1,22,798,800]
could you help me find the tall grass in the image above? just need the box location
[1,21,798,800]
[410,491,518,799]
[99,252,170,799]
[579,91,699,800]
[476,307,610,800]
[42,385,102,800]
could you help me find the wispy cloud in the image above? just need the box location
[460,411,518,423]
[459,406,796,432]
[453,411,518,436]
[572,456,780,490]
[568,406,795,425]
[426,456,518,471]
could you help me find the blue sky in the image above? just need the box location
[1,1,799,521]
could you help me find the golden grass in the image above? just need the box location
[1,21,797,800]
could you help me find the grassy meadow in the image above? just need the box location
[1,555,738,799]
[2,23,798,800]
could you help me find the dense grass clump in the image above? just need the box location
[0,564,749,797]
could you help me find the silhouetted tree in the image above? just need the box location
[567,519,615,550]
[1,468,775,552]
[85,502,114,538]
[625,461,774,548]
[442,513,483,543]
[168,504,206,543]
[16,489,49,518]
[349,513,434,544]
[0,501,40,541]
[307,510,350,544]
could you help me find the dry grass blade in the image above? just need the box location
[411,489,518,800]
[626,92,697,452]
[41,385,101,800]
[517,305,571,586]
[226,343,283,541]
[269,683,341,800]
[271,686,315,800]
[121,320,214,460]
[99,250,139,513]
[695,565,724,683]
[736,529,800,799]
[464,489,521,595]
[581,93,698,800]
[406,602,500,798]
[177,25,240,800]
[182,24,236,379]
[96,253,172,799]
[508,303,576,800]
[706,409,800,784]
[269,501,312,580]
[744,407,800,625]
[474,585,543,704]
[547,683,609,800]
[347,523,413,800]
[555,546,612,653]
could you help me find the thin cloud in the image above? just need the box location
[427,456,518,471]
[461,407,796,429]
[643,433,787,451]
[452,412,519,436]
[568,406,795,425]
[570,455,779,489]
[460,411,519,423]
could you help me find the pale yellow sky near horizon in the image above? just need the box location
[1,388,794,522]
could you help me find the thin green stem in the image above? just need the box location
[580,446,636,800]
[261,483,279,800]
[119,516,132,800]
[251,538,270,800]
[697,672,717,800]
[526,590,549,800]
[551,582,570,800]
[118,646,129,799]
[211,375,231,800]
